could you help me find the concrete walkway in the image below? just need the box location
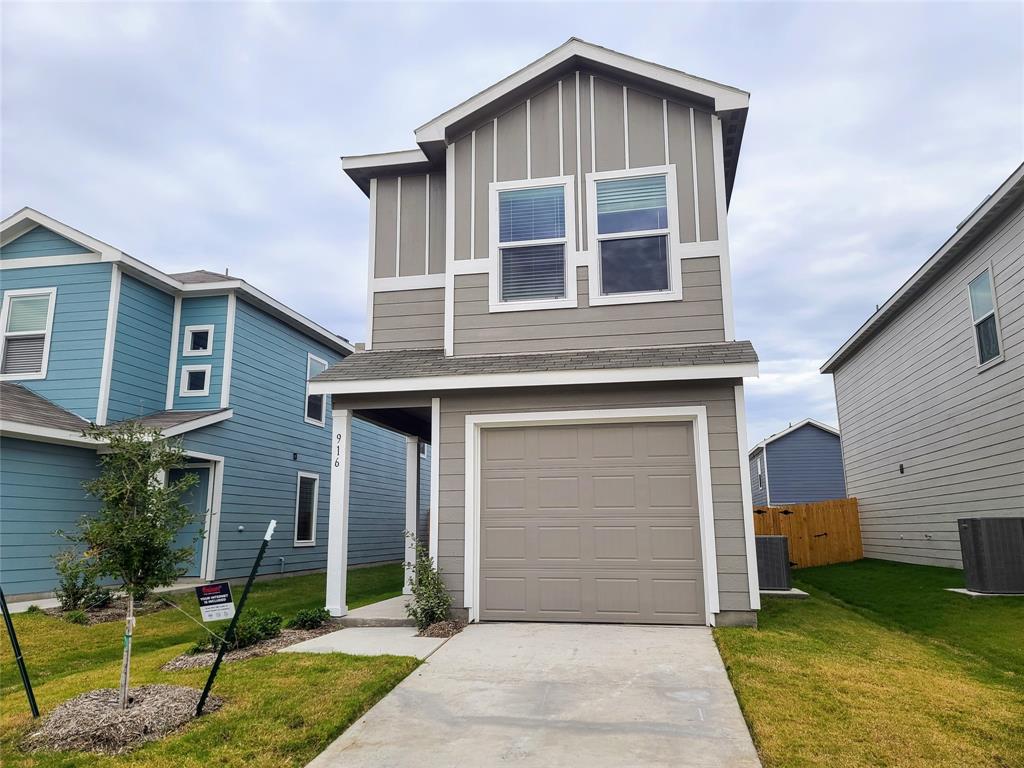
[307,622,761,768]
[337,595,414,627]
[281,626,446,660]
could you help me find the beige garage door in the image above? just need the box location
[479,421,705,625]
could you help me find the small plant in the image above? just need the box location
[286,607,331,630]
[53,550,111,612]
[64,609,89,625]
[25,604,43,614]
[195,608,284,653]
[405,534,451,631]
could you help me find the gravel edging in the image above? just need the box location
[44,597,170,625]
[162,622,342,670]
[418,619,466,638]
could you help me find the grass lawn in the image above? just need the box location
[714,559,1024,768]
[1,563,414,768]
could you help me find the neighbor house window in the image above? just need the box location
[179,364,211,396]
[968,268,1002,366]
[305,353,328,426]
[594,173,672,296]
[757,456,764,490]
[183,325,214,356]
[0,288,56,379]
[495,181,572,303]
[294,472,319,546]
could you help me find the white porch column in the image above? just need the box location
[404,435,420,595]
[326,408,352,617]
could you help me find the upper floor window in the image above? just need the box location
[183,324,214,356]
[491,177,576,309]
[968,268,1002,367]
[179,364,211,397]
[0,288,56,380]
[595,172,671,296]
[305,353,328,426]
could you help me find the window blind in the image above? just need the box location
[499,186,565,243]
[500,244,566,301]
[7,295,50,333]
[1,335,45,374]
[596,175,668,234]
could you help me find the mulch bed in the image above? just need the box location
[21,685,221,755]
[161,622,342,671]
[45,597,170,625]
[419,619,466,638]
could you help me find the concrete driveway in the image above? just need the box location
[307,622,761,768]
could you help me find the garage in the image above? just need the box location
[478,420,706,625]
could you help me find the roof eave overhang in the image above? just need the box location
[342,149,433,196]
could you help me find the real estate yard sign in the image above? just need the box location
[195,582,235,622]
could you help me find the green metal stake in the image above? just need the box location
[1,586,39,718]
[196,519,276,716]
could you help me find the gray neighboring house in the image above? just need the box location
[310,38,763,627]
[748,418,846,506]
[822,163,1024,569]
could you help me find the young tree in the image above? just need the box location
[67,422,200,709]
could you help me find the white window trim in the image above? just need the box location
[0,287,57,381]
[966,263,1004,371]
[182,324,215,357]
[584,164,683,307]
[179,364,211,397]
[305,352,328,427]
[487,175,578,313]
[294,471,320,547]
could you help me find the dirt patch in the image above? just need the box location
[21,685,221,755]
[45,597,170,625]
[418,619,466,638]
[161,623,341,671]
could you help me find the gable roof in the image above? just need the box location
[343,38,750,202]
[822,162,1024,374]
[0,382,90,434]
[0,208,353,355]
[749,418,839,457]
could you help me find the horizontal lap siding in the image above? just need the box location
[0,438,100,595]
[832,197,1024,568]
[349,418,407,565]
[764,426,847,504]
[1,226,92,258]
[372,287,444,350]
[452,257,724,355]
[436,381,750,612]
[107,275,174,421]
[172,295,227,410]
[1,262,112,420]
[749,447,768,506]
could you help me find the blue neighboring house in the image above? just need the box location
[0,207,428,597]
[748,418,846,506]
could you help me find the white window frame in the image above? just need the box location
[756,456,763,490]
[585,165,683,306]
[0,287,57,381]
[179,364,211,397]
[488,175,578,313]
[966,264,1004,371]
[305,352,328,427]
[182,324,215,357]
[294,471,319,546]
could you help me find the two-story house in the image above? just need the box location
[0,208,428,598]
[748,419,847,506]
[822,163,1024,568]
[310,39,761,627]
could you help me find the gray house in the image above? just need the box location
[310,39,762,628]
[748,419,846,506]
[822,163,1024,568]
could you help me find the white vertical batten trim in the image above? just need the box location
[622,85,630,169]
[589,75,596,173]
[525,98,532,179]
[424,172,431,275]
[202,458,224,580]
[492,118,498,180]
[325,407,352,616]
[395,175,402,275]
[689,108,701,242]
[365,177,378,350]
[662,99,670,165]
[734,384,761,610]
[95,264,121,425]
[443,143,455,355]
[711,115,736,340]
[220,292,236,408]
[557,79,564,176]
[575,71,583,250]
[404,435,419,595]
[470,131,476,259]
[164,295,182,409]
[429,396,440,563]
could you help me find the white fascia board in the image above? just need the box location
[160,408,234,437]
[0,421,99,448]
[0,207,122,257]
[309,361,758,396]
[415,38,749,144]
[341,148,429,171]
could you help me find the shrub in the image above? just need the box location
[286,607,331,630]
[64,609,89,625]
[25,605,42,614]
[53,550,111,612]
[194,608,284,653]
[405,535,451,631]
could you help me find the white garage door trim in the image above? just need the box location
[464,406,720,626]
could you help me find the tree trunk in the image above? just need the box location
[118,593,134,709]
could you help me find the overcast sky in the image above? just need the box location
[3,2,1021,447]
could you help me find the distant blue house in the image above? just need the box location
[748,418,846,506]
[0,208,427,597]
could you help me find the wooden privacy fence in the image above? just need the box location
[753,498,863,568]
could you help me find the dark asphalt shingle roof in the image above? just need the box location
[119,409,230,430]
[0,382,90,432]
[169,269,233,284]
[312,341,757,383]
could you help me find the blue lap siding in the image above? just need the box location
[172,296,227,410]
[756,424,847,505]
[0,227,92,259]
